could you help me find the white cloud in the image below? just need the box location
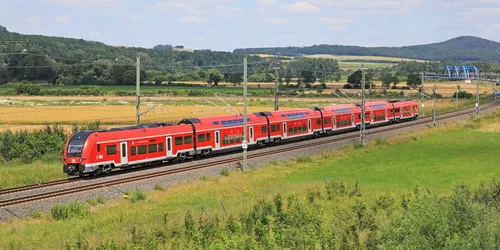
[128,15,143,21]
[156,1,192,9]
[257,0,276,5]
[55,16,70,22]
[216,6,243,12]
[265,17,290,25]
[329,25,347,31]
[180,16,206,23]
[319,17,353,23]
[44,0,125,9]
[282,2,319,13]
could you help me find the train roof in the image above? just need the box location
[182,113,268,129]
[88,123,193,143]
[262,108,322,122]
[319,103,359,115]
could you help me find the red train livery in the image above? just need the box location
[63,99,418,176]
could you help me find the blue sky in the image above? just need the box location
[0,0,499,51]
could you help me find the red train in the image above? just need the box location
[63,99,418,176]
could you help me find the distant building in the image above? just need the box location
[443,66,478,79]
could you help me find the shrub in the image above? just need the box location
[376,185,498,249]
[15,83,41,95]
[96,197,105,204]
[129,188,147,202]
[51,201,89,220]
[220,168,230,176]
[199,175,208,181]
[28,208,41,219]
[154,184,164,191]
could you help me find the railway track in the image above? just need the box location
[0,101,498,208]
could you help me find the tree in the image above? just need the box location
[406,73,421,89]
[334,72,341,82]
[301,70,316,85]
[379,72,393,88]
[228,73,243,86]
[284,68,294,86]
[123,70,136,85]
[0,66,8,84]
[207,68,222,86]
[347,70,372,89]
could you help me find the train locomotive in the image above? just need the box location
[63,99,418,176]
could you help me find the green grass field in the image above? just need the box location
[338,61,397,70]
[1,109,499,249]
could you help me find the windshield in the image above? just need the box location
[67,144,83,157]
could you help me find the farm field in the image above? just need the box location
[303,54,427,62]
[1,109,499,249]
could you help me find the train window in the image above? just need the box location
[122,144,126,157]
[158,143,164,152]
[131,146,136,156]
[167,138,171,151]
[294,127,298,133]
[261,126,267,134]
[184,136,192,144]
[288,127,293,134]
[271,124,277,132]
[138,146,147,155]
[175,137,183,146]
[230,136,235,144]
[302,125,307,132]
[148,144,157,153]
[97,144,101,153]
[316,119,321,125]
[283,123,286,132]
[236,136,241,143]
[198,134,205,142]
[106,145,117,155]
[324,118,329,124]
[223,135,229,145]
[206,133,211,141]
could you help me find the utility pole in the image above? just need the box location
[274,68,279,111]
[136,53,141,126]
[432,84,436,127]
[242,55,248,170]
[476,79,479,118]
[420,72,425,117]
[456,82,459,110]
[369,81,372,102]
[360,69,366,146]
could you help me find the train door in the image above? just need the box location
[351,114,355,126]
[283,122,287,138]
[385,109,388,121]
[370,111,374,123]
[249,126,254,144]
[332,116,336,130]
[308,119,312,134]
[166,136,173,158]
[215,131,220,149]
[120,141,128,165]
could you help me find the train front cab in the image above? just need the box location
[63,130,95,176]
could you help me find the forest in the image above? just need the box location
[234,36,500,63]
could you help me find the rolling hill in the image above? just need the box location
[234,36,500,63]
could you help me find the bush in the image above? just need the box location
[376,185,498,249]
[452,91,473,99]
[15,83,41,95]
[220,168,230,176]
[129,188,147,202]
[154,184,164,191]
[51,201,89,220]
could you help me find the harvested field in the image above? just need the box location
[0,105,276,125]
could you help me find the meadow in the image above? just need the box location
[1,109,499,249]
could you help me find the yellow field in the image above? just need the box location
[303,54,427,62]
[0,105,276,125]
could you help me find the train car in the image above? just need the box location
[260,108,323,141]
[63,123,194,176]
[390,100,418,121]
[319,103,360,132]
[179,113,269,153]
